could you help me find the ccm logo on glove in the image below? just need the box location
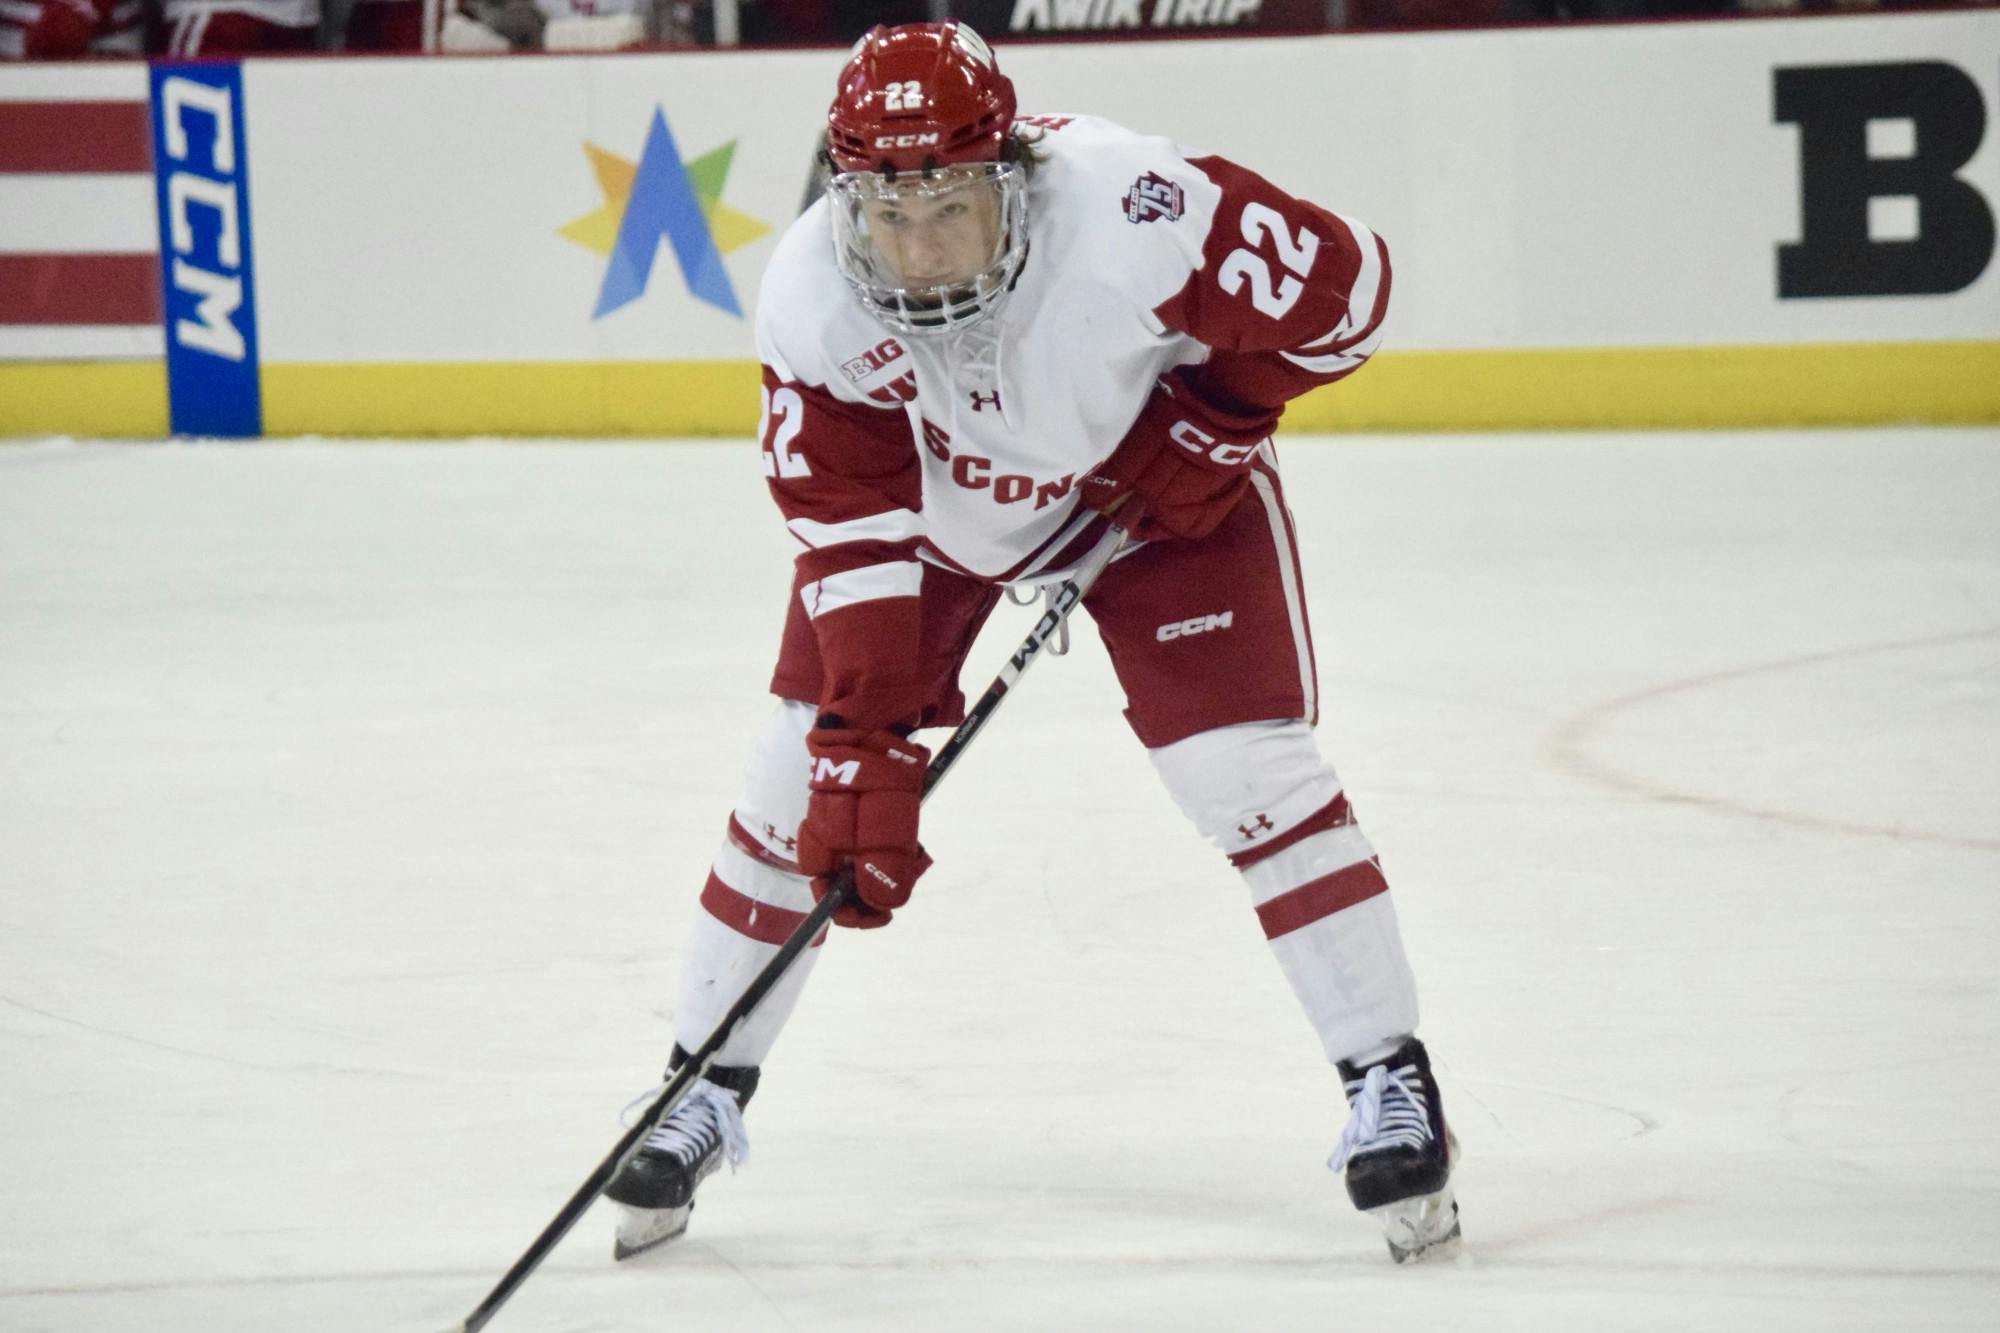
[1169,420,1256,466]
[1082,368,1278,541]
[797,727,931,929]
[813,757,860,784]
[812,741,919,787]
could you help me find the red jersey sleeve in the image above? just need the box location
[1154,155,1391,416]
[758,365,930,732]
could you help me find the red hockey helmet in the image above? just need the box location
[826,22,1018,177]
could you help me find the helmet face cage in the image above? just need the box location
[828,161,1029,336]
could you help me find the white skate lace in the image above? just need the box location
[621,1079,750,1172]
[1327,1063,1431,1173]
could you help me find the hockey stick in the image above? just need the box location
[445,528,1128,1333]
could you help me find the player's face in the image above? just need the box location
[856,175,1003,291]
[828,160,1027,334]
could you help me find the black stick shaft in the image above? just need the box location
[448,531,1125,1333]
[452,892,843,1333]
[923,535,1118,803]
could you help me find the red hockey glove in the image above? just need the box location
[796,727,932,930]
[1081,369,1279,542]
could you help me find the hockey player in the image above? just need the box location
[606,21,1459,1265]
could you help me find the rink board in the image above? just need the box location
[1,11,1997,436]
[12,339,1998,437]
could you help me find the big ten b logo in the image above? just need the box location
[840,338,905,383]
[841,337,918,406]
[1775,61,1995,297]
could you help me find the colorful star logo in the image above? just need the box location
[560,109,770,320]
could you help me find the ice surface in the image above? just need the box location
[1,429,1996,1332]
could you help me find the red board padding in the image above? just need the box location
[0,101,151,174]
[0,254,160,325]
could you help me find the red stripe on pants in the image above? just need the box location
[1254,859,1389,940]
[0,255,160,325]
[699,871,826,948]
[0,102,151,173]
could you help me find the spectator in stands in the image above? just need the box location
[755,0,930,43]
[343,0,429,47]
[440,0,543,47]
[439,0,652,49]
[1343,0,1735,21]
[1499,0,1730,18]
[160,0,315,52]
[2,0,143,56]
[644,0,931,45]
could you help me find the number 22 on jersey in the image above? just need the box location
[1218,202,1321,319]
[759,383,810,479]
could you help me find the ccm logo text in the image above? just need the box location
[161,76,248,361]
[1171,419,1258,466]
[1157,611,1234,642]
[814,757,860,785]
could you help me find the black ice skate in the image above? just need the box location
[603,1056,759,1260]
[1329,1037,1461,1264]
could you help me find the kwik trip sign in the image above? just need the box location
[1776,59,1995,298]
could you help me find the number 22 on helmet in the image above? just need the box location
[823,22,1030,335]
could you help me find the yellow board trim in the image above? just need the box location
[260,359,762,437]
[3,341,1996,439]
[0,362,169,438]
[1287,340,2000,432]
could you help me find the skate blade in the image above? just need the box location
[612,1203,692,1261]
[1369,1185,1461,1264]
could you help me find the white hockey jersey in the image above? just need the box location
[754,113,1389,730]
